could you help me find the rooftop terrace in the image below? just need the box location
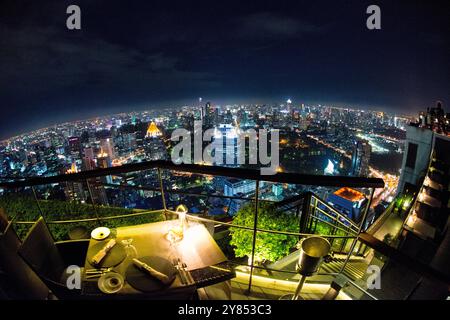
[0,160,448,300]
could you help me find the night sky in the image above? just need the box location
[0,0,449,139]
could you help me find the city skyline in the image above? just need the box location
[0,0,449,139]
[0,100,415,142]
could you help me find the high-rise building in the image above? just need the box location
[212,124,240,167]
[223,110,233,124]
[397,101,450,193]
[100,138,115,160]
[84,147,95,160]
[326,187,367,223]
[64,162,86,203]
[350,139,371,177]
[203,102,215,129]
[68,136,81,156]
[144,138,167,161]
[224,179,264,197]
[82,156,96,171]
[81,147,96,171]
[97,149,112,185]
[143,121,167,161]
[116,132,137,155]
[97,150,111,169]
[382,102,450,299]
[418,101,449,134]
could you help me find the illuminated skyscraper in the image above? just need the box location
[97,149,112,185]
[327,187,367,223]
[203,102,215,129]
[350,139,371,177]
[64,162,86,203]
[68,136,81,156]
[100,138,116,160]
[144,122,167,161]
[212,124,240,167]
[116,132,136,154]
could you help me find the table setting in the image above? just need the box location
[81,209,228,299]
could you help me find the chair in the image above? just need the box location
[18,217,87,299]
[0,219,49,299]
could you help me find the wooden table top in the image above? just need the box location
[82,220,227,298]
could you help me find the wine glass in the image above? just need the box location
[121,238,138,261]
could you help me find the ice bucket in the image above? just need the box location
[297,236,331,276]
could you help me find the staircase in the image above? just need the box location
[319,257,368,281]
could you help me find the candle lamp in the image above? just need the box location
[166,204,188,244]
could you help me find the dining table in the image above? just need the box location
[82,219,230,299]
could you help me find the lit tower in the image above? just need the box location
[64,162,86,203]
[100,138,116,160]
[97,148,112,184]
[144,121,167,160]
[145,121,162,138]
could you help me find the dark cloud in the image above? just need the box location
[238,12,324,40]
[0,0,449,139]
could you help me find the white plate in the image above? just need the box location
[91,227,111,240]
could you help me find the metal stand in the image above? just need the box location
[279,236,331,301]
[292,275,307,300]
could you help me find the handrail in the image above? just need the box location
[11,209,358,239]
[0,160,385,189]
[312,204,358,233]
[365,200,396,234]
[101,182,277,203]
[177,210,358,239]
[311,193,360,230]
[145,185,359,234]
[308,213,357,236]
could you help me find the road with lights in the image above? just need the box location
[307,134,399,206]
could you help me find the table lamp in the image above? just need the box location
[176,204,188,231]
[167,204,188,244]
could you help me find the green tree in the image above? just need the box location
[230,202,298,264]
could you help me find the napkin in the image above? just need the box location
[132,258,171,284]
[91,239,116,266]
